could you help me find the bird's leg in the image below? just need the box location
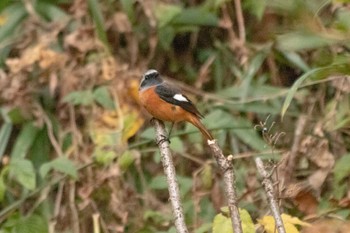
[157,135,170,146]
[167,122,174,139]
[150,118,171,145]
[157,122,174,145]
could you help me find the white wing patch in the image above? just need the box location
[173,94,189,102]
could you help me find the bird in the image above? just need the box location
[138,69,213,141]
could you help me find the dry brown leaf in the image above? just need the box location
[301,219,350,233]
[113,12,132,33]
[331,76,350,93]
[283,182,318,215]
[65,27,99,52]
[6,44,67,74]
[39,47,67,70]
[299,122,334,191]
[102,57,117,81]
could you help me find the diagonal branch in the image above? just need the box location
[255,157,286,233]
[152,119,189,233]
[207,140,243,233]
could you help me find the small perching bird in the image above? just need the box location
[138,69,213,140]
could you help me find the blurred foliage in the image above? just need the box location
[0,0,349,232]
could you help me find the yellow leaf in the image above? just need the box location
[258,214,311,233]
[213,213,233,233]
[213,208,255,233]
[0,14,7,26]
[122,106,144,142]
[281,214,311,227]
[128,79,140,103]
[123,108,144,141]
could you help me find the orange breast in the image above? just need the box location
[139,86,191,123]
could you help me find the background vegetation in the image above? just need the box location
[0,0,349,232]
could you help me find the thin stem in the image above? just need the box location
[255,158,286,233]
[152,119,189,233]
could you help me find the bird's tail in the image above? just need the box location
[188,115,213,140]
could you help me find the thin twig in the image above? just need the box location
[92,213,100,233]
[69,180,80,233]
[233,0,246,43]
[207,140,243,233]
[278,115,307,189]
[49,181,65,233]
[255,157,286,233]
[152,119,189,233]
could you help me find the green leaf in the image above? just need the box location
[177,176,193,196]
[155,3,182,28]
[120,0,135,22]
[195,223,212,233]
[63,90,94,106]
[0,166,9,202]
[200,110,267,151]
[158,26,176,50]
[0,3,27,43]
[140,127,155,140]
[29,128,50,169]
[117,150,135,171]
[40,157,77,179]
[149,175,168,190]
[276,31,337,51]
[281,63,350,118]
[9,158,36,190]
[87,0,111,52]
[280,51,310,72]
[172,7,218,26]
[0,0,12,12]
[240,49,269,102]
[334,153,350,184]
[230,117,267,151]
[10,122,39,159]
[201,163,213,189]
[243,0,267,20]
[14,214,48,233]
[94,147,117,165]
[144,210,172,225]
[35,1,69,22]
[202,0,230,11]
[0,122,12,161]
[93,86,115,109]
[169,136,184,153]
[336,9,350,31]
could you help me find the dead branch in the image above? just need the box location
[152,119,189,233]
[255,157,286,233]
[207,140,243,233]
[278,115,307,188]
[152,119,243,233]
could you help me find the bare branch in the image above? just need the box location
[152,119,189,233]
[255,157,286,233]
[278,115,307,189]
[207,140,243,233]
[233,0,246,43]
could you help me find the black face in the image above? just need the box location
[140,69,163,89]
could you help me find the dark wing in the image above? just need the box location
[155,82,204,118]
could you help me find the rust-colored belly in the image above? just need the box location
[139,87,189,123]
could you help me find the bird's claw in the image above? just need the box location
[156,134,171,145]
